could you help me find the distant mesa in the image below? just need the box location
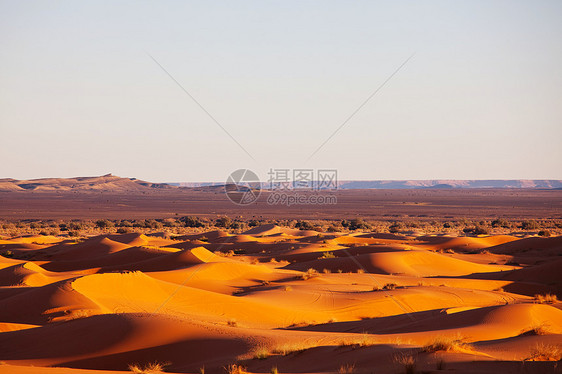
[1,175,561,193]
[0,174,176,193]
[176,179,562,190]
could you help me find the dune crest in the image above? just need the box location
[0,227,560,373]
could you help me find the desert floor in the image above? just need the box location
[0,225,561,373]
[1,188,561,220]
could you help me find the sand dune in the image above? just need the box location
[0,226,560,373]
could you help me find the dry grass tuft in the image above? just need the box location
[526,343,561,361]
[422,336,472,353]
[272,342,317,356]
[224,364,247,374]
[301,268,320,280]
[521,322,552,336]
[252,345,269,360]
[383,283,397,290]
[393,352,416,374]
[534,293,558,304]
[128,361,168,373]
[339,333,374,348]
[227,319,238,327]
[338,363,355,374]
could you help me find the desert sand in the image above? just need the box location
[0,225,560,373]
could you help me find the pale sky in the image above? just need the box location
[1,1,561,182]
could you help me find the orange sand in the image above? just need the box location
[0,227,560,373]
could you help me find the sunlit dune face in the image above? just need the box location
[0,227,560,373]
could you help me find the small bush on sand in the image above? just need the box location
[320,251,335,259]
[215,216,232,228]
[253,345,269,360]
[95,219,113,229]
[393,352,416,374]
[463,226,489,235]
[295,220,315,230]
[225,364,247,374]
[301,268,319,280]
[526,343,561,361]
[521,322,551,336]
[181,216,205,228]
[383,283,397,290]
[534,293,558,304]
[521,220,540,230]
[128,361,168,373]
[342,218,371,231]
[388,221,405,233]
[338,363,355,374]
[422,337,472,353]
[272,342,317,355]
[491,218,510,228]
[538,230,551,237]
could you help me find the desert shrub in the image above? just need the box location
[247,219,261,227]
[67,222,83,231]
[272,342,316,355]
[295,220,315,230]
[252,345,269,360]
[443,221,453,228]
[388,221,405,233]
[393,352,416,374]
[491,218,510,228]
[383,283,397,290]
[534,293,558,304]
[229,220,245,230]
[521,220,539,230]
[526,343,561,361]
[181,216,205,228]
[67,231,80,237]
[128,361,169,373]
[116,227,131,234]
[422,337,471,353]
[538,230,551,237]
[225,364,247,374]
[117,220,133,227]
[320,251,335,259]
[521,322,551,336]
[463,225,489,235]
[95,219,113,229]
[215,216,232,228]
[301,268,319,280]
[144,219,163,229]
[227,319,237,327]
[342,218,371,231]
[338,363,355,374]
[326,225,340,232]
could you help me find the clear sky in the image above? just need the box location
[1,1,561,182]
